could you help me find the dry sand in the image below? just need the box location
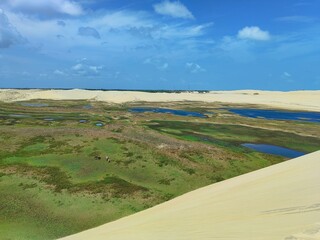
[0,89,320,111]
[61,151,320,240]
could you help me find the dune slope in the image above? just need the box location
[1,89,320,111]
[61,151,320,240]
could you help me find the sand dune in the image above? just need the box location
[0,89,320,111]
[61,151,320,240]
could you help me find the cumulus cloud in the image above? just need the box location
[89,65,103,73]
[237,26,270,41]
[54,69,65,75]
[2,6,212,56]
[154,0,194,19]
[186,62,205,73]
[0,0,84,17]
[72,63,82,71]
[78,26,101,39]
[144,57,169,70]
[151,23,212,40]
[71,62,103,76]
[0,9,25,48]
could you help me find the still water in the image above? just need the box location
[242,143,305,158]
[229,108,320,123]
[130,108,207,118]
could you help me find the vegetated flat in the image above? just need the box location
[0,99,319,239]
[61,151,320,240]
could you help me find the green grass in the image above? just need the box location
[148,120,320,153]
[0,174,146,240]
[0,100,319,239]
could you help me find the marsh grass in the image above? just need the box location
[0,100,319,239]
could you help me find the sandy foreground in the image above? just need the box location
[0,89,320,111]
[61,151,320,240]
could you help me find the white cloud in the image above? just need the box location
[160,63,169,70]
[71,62,103,76]
[151,23,212,40]
[283,72,291,78]
[89,11,154,29]
[144,57,169,70]
[237,26,270,41]
[1,0,84,17]
[72,63,83,71]
[0,9,26,48]
[282,72,293,82]
[22,71,30,76]
[186,62,205,73]
[154,1,194,19]
[54,69,65,75]
[89,65,103,73]
[2,5,213,56]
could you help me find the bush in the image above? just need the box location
[184,168,196,175]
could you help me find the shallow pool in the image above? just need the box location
[20,103,49,107]
[130,108,207,118]
[242,143,305,158]
[229,108,320,123]
[44,118,55,121]
[9,114,31,118]
[95,122,104,127]
[83,105,93,109]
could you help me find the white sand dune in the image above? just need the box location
[0,89,320,111]
[61,151,320,240]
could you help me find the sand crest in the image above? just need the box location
[0,89,320,111]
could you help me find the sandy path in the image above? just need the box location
[0,89,319,111]
[61,151,320,240]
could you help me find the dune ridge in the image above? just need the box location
[0,89,320,111]
[61,151,320,240]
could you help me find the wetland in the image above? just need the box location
[0,100,319,239]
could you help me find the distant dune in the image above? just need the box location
[61,151,320,240]
[0,89,320,111]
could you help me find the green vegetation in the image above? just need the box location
[0,100,319,239]
[148,120,320,153]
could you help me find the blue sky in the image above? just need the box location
[0,0,319,90]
